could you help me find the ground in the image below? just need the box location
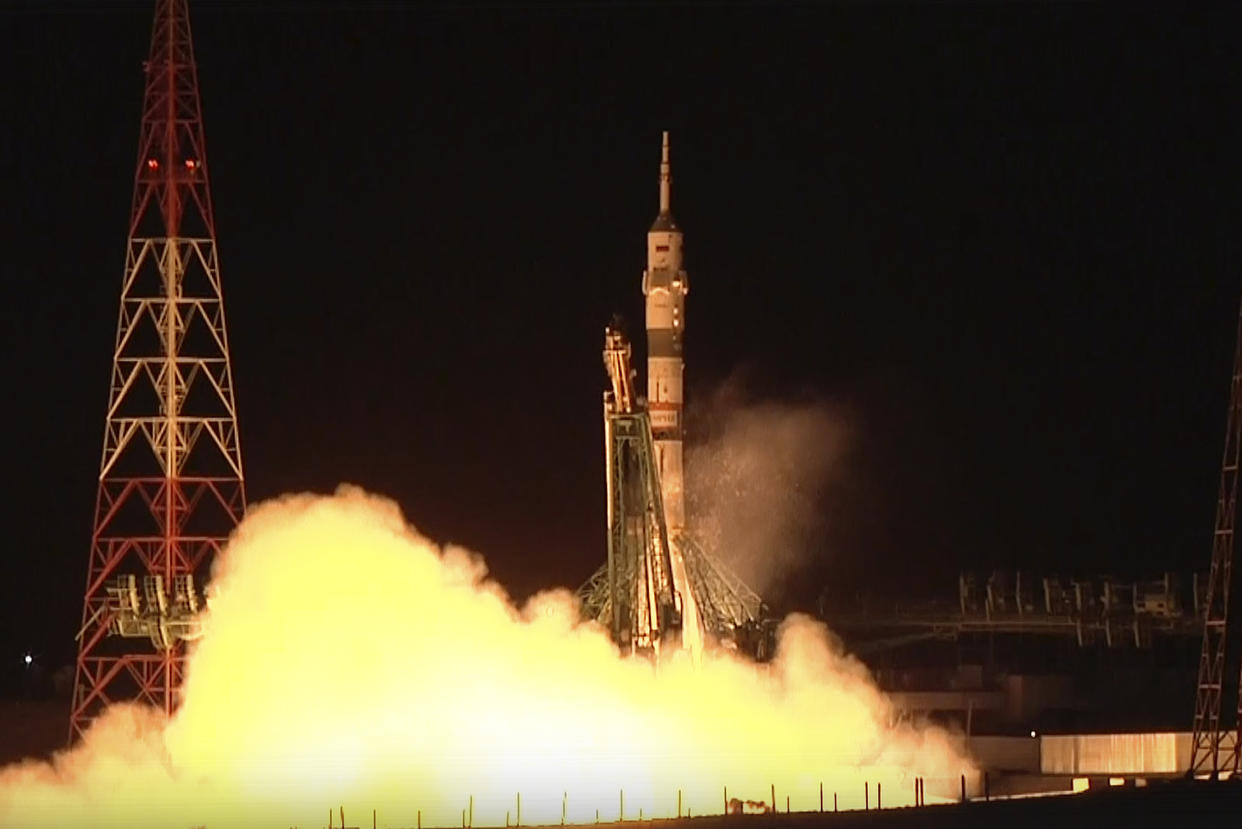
[652,783,1240,829]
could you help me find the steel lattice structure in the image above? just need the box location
[1189,292,1242,778]
[70,0,245,743]
[578,327,764,655]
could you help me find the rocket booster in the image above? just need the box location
[642,131,688,534]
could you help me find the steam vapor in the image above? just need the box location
[0,486,972,828]
[686,379,851,596]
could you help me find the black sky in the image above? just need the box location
[2,1,1241,678]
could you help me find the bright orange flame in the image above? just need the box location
[0,486,974,827]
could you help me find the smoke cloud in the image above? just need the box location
[0,486,970,828]
[686,378,851,597]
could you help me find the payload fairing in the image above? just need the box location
[642,131,688,535]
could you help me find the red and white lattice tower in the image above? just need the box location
[70,0,245,743]
[1189,286,1242,777]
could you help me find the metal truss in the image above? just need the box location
[579,326,765,655]
[107,573,203,649]
[1190,293,1242,779]
[820,570,1204,652]
[70,0,245,744]
[577,533,766,648]
[594,327,681,654]
[672,533,764,636]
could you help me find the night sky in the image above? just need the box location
[2,1,1241,682]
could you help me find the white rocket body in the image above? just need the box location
[642,131,688,535]
[642,132,703,660]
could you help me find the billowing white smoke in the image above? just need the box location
[686,381,850,597]
[0,487,972,828]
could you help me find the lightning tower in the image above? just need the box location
[1189,291,1242,777]
[643,131,688,534]
[70,0,245,742]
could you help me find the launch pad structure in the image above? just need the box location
[578,327,765,655]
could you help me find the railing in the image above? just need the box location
[818,571,1206,648]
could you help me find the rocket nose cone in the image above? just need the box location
[650,213,679,232]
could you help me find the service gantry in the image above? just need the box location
[70,0,245,742]
[578,326,765,658]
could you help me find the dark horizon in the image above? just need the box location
[3,1,1241,682]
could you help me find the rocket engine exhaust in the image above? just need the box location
[0,486,974,828]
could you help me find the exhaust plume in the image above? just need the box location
[1,486,971,828]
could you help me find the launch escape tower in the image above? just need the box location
[1189,293,1242,778]
[579,135,764,656]
[70,0,245,742]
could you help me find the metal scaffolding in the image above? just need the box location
[1190,290,1242,779]
[578,326,764,656]
[820,570,1204,651]
[70,0,245,743]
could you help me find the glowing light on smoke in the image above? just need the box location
[686,390,851,598]
[0,487,974,828]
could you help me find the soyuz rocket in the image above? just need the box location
[642,131,688,537]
